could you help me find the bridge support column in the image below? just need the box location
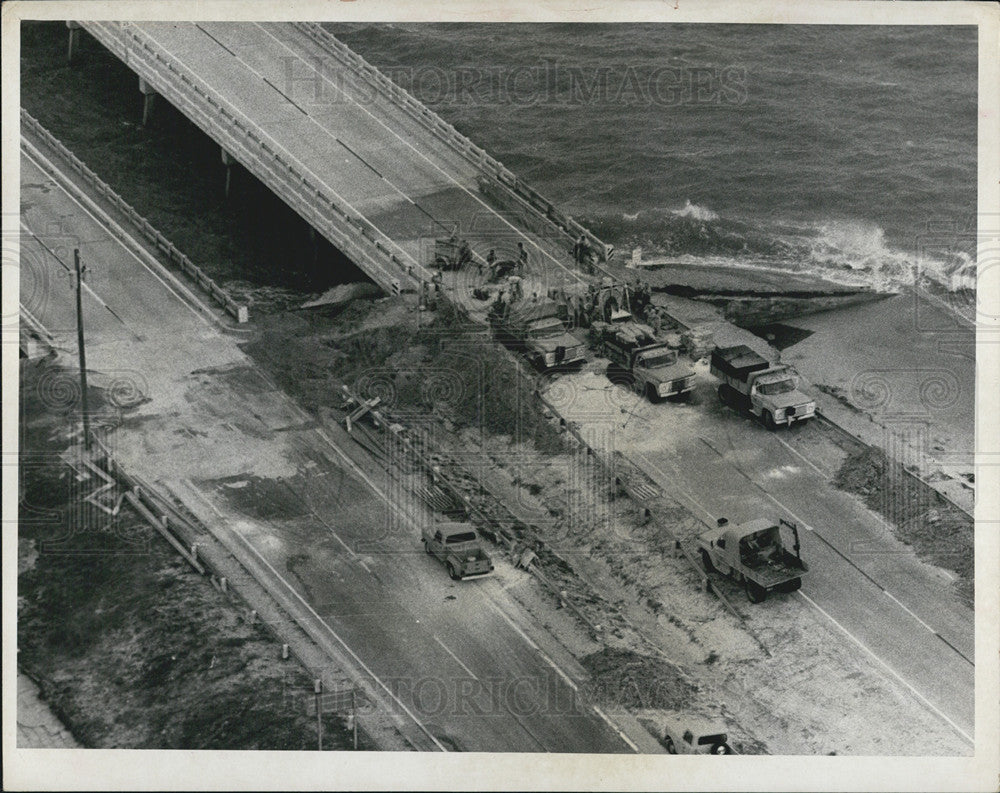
[66,21,82,62]
[308,224,319,266]
[139,78,158,126]
[220,148,236,198]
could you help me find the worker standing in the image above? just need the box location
[456,239,472,270]
[648,306,662,336]
[508,274,523,302]
[485,248,496,279]
[517,242,528,274]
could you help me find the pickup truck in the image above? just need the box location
[710,345,815,429]
[422,522,494,580]
[490,299,587,370]
[591,315,695,402]
[644,714,734,755]
[697,517,808,603]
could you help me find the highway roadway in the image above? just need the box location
[20,137,647,753]
[21,21,977,751]
[549,365,975,746]
[81,21,587,294]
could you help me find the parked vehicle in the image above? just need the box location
[710,345,815,428]
[697,517,808,603]
[490,298,586,370]
[646,714,734,755]
[591,312,695,402]
[421,522,494,580]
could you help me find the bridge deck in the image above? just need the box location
[83,21,590,294]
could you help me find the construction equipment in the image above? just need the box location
[697,517,808,603]
[421,522,494,580]
[489,297,586,370]
[710,345,815,428]
[591,313,695,402]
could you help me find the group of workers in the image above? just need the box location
[440,226,601,281]
[427,229,641,324]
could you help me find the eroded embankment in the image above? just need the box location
[834,445,973,605]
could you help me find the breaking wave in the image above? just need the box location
[672,200,719,222]
[585,206,975,294]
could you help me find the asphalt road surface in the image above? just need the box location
[20,141,647,753]
[554,366,974,745]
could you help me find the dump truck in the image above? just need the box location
[710,345,815,428]
[422,522,494,580]
[591,312,695,402]
[490,298,587,370]
[697,517,808,603]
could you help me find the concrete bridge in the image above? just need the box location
[72,21,611,295]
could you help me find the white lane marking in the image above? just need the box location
[728,435,957,644]
[21,144,214,328]
[631,451,717,524]
[591,705,641,753]
[137,24,423,278]
[883,590,939,635]
[252,22,586,286]
[32,142,382,580]
[20,220,121,320]
[480,594,640,753]
[433,635,479,680]
[689,452,949,639]
[478,596,578,692]
[797,591,972,745]
[193,23,419,211]
[771,432,829,478]
[635,447,973,719]
[181,479,449,752]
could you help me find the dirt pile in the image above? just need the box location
[243,298,567,454]
[835,446,973,604]
[580,648,696,712]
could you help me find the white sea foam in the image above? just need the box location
[672,200,719,222]
[798,219,975,293]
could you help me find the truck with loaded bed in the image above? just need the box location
[710,345,815,428]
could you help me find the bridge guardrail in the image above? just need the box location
[293,22,613,265]
[21,108,250,324]
[78,22,427,295]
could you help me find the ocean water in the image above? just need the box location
[327,23,978,292]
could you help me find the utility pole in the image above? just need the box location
[352,688,358,750]
[74,249,91,449]
[314,679,323,751]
